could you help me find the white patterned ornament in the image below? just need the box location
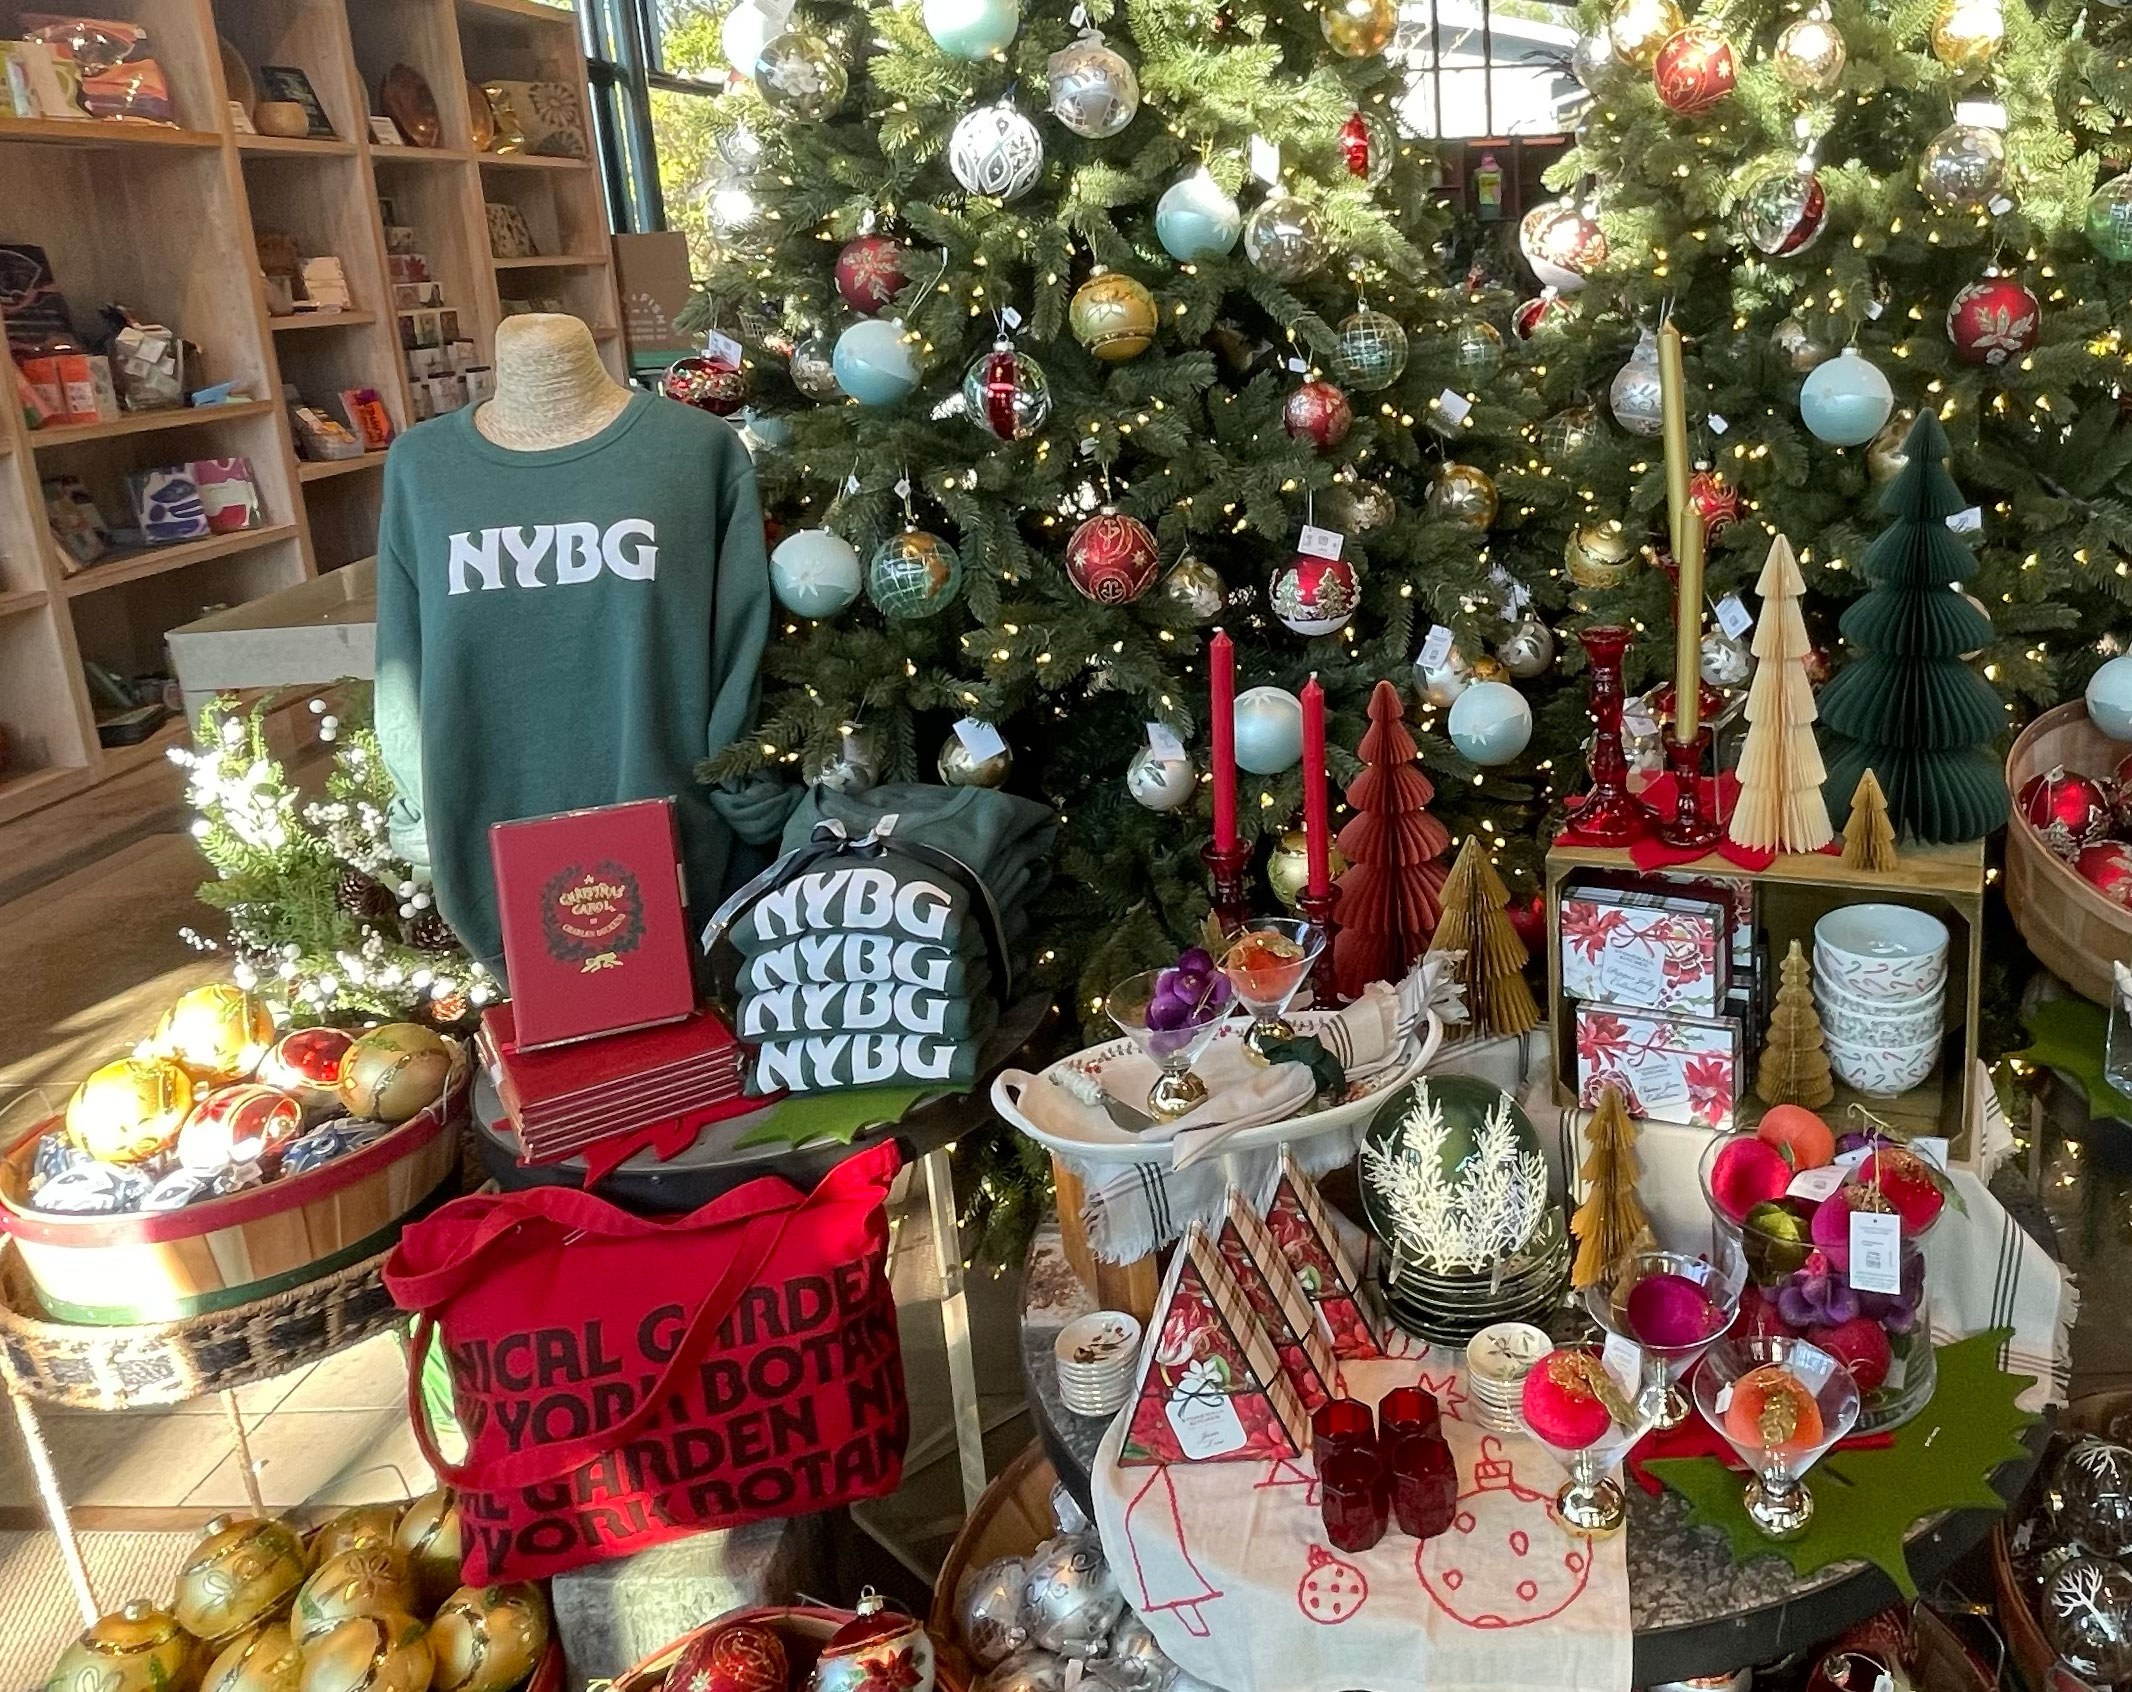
[1609,327,1665,437]
[1126,746,1196,811]
[1799,346,1893,446]
[1447,680,1532,766]
[769,529,862,618]
[1047,32,1137,138]
[951,104,1045,200]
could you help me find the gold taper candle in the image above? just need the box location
[1659,320,1691,563]
[1673,503,1706,743]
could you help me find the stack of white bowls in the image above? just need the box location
[1055,1310,1142,1416]
[1813,904,1950,1096]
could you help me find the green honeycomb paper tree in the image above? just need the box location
[1816,411,2009,844]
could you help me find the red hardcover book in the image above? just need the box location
[489,799,697,1049]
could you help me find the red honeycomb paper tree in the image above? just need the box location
[1330,680,1450,1002]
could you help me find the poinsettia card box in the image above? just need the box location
[1573,1001,1742,1129]
[1558,888,1730,1017]
[1216,1187,1338,1412]
[1264,1146,1384,1360]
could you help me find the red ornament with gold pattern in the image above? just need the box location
[2018,765,2111,860]
[668,1623,789,1692]
[1284,379,1352,450]
[808,1593,934,1692]
[662,356,748,416]
[834,236,909,316]
[1512,292,1569,339]
[1064,507,1162,604]
[1653,25,1736,113]
[2078,841,2132,908]
[1688,468,1742,539]
[1947,272,2040,368]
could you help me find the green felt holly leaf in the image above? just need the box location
[2017,996,2132,1124]
[1646,1329,2039,1600]
[730,1082,948,1149]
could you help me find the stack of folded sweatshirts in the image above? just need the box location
[729,784,1056,1096]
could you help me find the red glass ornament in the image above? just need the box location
[1065,508,1161,604]
[815,1596,933,1692]
[256,1026,354,1117]
[1947,273,2041,368]
[1687,468,1742,539]
[662,355,748,415]
[1803,642,1833,685]
[1283,380,1352,449]
[1269,552,1361,635]
[2079,840,2132,907]
[176,1083,304,1170]
[1319,1447,1389,1552]
[1512,292,1568,339]
[668,1625,789,1692]
[1390,1431,1458,1540]
[1337,109,1375,179]
[1653,25,1736,113]
[834,236,908,315]
[1507,891,1545,955]
[2018,764,2111,860]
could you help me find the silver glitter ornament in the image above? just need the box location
[2044,1557,2132,1684]
[959,1557,1032,1669]
[1021,1535,1125,1659]
[1700,628,1752,689]
[951,103,1045,200]
[2057,1437,2132,1557]
[1074,1666,1143,1692]
[1919,123,2005,212]
[718,120,765,172]
[753,31,846,119]
[1126,745,1195,811]
[1159,556,1224,623]
[1497,614,1555,678]
[1047,31,1138,139]
[1609,326,1665,437]
[939,731,1013,789]
[977,1653,1070,1692]
[1100,1613,1174,1692]
[789,332,840,400]
[1333,309,1408,391]
[1242,194,1327,283]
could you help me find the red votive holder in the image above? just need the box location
[1319,1448,1389,1553]
[1379,1386,1440,1442]
[1391,1432,1458,1541]
[1312,1397,1377,1467]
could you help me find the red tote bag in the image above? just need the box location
[385,1139,908,1583]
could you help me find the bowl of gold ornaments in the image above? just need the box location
[51,1493,556,1692]
[0,984,469,1324]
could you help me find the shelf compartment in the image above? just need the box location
[0,588,49,617]
[0,764,92,826]
[479,151,591,171]
[97,714,193,780]
[64,524,303,597]
[31,400,278,451]
[299,453,388,482]
[0,116,221,150]
[238,134,358,157]
[457,0,578,24]
[270,311,380,331]
[492,253,607,270]
[369,145,477,165]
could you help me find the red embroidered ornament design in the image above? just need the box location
[1417,1437,1593,1627]
[1297,1543,1368,1624]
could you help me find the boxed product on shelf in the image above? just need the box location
[0,40,79,119]
[464,366,496,406]
[22,15,174,123]
[399,308,441,350]
[190,458,260,533]
[386,253,430,285]
[392,280,441,310]
[335,388,393,451]
[104,316,185,411]
[1558,886,1731,1016]
[0,244,75,349]
[481,81,590,158]
[42,474,108,566]
[405,346,449,381]
[449,339,478,372]
[126,465,210,544]
[291,401,362,461]
[299,257,351,312]
[1573,1000,1743,1129]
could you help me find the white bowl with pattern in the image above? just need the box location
[1814,905,1950,1002]
[1825,1030,1942,1096]
[1814,984,1945,1047]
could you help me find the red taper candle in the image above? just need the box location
[1210,628,1237,851]
[1301,672,1330,899]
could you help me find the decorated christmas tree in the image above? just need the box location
[1756,941,1835,1111]
[1729,535,1832,854]
[1329,679,1449,1001]
[1816,411,2008,843]
[1840,769,1899,872]
[1426,835,1538,1038]
[1569,1084,1649,1290]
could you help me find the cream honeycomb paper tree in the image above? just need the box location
[1729,535,1834,854]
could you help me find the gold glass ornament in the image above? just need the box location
[1537,404,1602,460]
[1773,15,1845,92]
[292,1548,418,1646]
[1607,0,1683,67]
[1468,654,1510,684]
[309,1506,403,1570]
[49,1602,198,1692]
[428,1585,551,1692]
[1931,0,2002,74]
[1918,123,2005,211]
[152,986,275,1085]
[1772,315,1834,372]
[938,732,1013,789]
[175,1516,307,1643]
[394,1489,463,1611]
[1868,406,1918,482]
[1497,614,1555,678]
[336,1024,454,1124]
[66,1056,194,1164]
[1068,270,1158,361]
[1266,827,1348,910]
[1564,521,1636,589]
[203,1626,303,1692]
[1320,0,1396,57]
[1322,479,1396,533]
[1426,463,1499,530]
[1158,556,1224,624]
[298,1615,433,1692]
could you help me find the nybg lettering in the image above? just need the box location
[447,520,658,594]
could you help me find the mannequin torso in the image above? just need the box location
[474,313,633,450]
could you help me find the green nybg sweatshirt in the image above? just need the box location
[374,394,770,979]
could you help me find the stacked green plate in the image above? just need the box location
[1376,1209,1570,1346]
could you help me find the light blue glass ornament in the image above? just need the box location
[1233,685,1304,774]
[833,318,920,405]
[770,528,861,618]
[2089,653,2132,741]
[1799,346,1893,446]
[1155,170,1242,262]
[924,0,1019,58]
[1447,680,1534,766]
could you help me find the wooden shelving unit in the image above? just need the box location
[0,0,620,827]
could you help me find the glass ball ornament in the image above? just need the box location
[704,177,764,247]
[1070,270,1159,361]
[1415,644,1474,708]
[661,354,749,416]
[1700,627,1752,688]
[1160,555,1225,623]
[1799,346,1893,446]
[805,728,881,793]
[1538,404,1603,460]
[1244,194,1327,283]
[1023,1537,1124,1658]
[1772,314,1834,372]
[2086,652,2132,740]
[1064,508,1162,605]
[1322,479,1396,533]
[2089,175,2132,262]
[939,730,1013,789]
[1497,613,1555,677]
[1608,0,1684,68]
[1947,272,2041,367]
[1268,552,1362,636]
[2056,1437,2132,1557]
[1338,108,1396,185]
[1333,309,1408,391]
[788,332,839,400]
[753,31,846,119]
[1919,123,2005,212]
[1268,827,1348,908]
[1126,744,1196,811]
[835,236,908,316]
[1321,0,1396,56]
[963,338,1051,440]
[1453,320,1505,382]
[1155,169,1242,262]
[1931,0,2002,75]
[770,528,862,618]
[1689,467,1742,538]
[1047,31,1138,138]
[867,528,964,619]
[2043,1558,2132,1685]
[832,318,920,406]
[1868,406,1918,482]
[1283,379,1352,450]
[1609,326,1666,437]
[1573,30,1628,92]
[1564,520,1635,589]
[1773,15,1846,92]
[717,119,764,173]
[2026,771,2117,858]
[1427,462,1498,530]
[924,0,1019,58]
[1652,25,1735,114]
[950,103,1045,201]
[1512,291,1570,339]
[1741,167,1828,257]
[1519,199,1606,292]
[1233,686,1305,774]
[1447,680,1533,766]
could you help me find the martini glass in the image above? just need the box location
[1584,1241,1745,1431]
[1219,918,1327,1063]
[1694,1334,1861,1540]
[1106,968,1233,1121]
[1519,1345,1669,1534]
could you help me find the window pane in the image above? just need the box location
[647,1,726,272]
[653,0,726,79]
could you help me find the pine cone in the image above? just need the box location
[406,909,460,957]
[336,869,395,922]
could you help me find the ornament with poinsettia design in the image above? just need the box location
[667,1625,787,1692]
[1065,508,1161,604]
[1688,468,1741,538]
[834,236,908,315]
[2079,841,2132,907]
[1653,25,1735,113]
[2019,766,2111,860]
[1948,272,2040,367]
[1284,380,1352,450]
[1270,552,1361,636]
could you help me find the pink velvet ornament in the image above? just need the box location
[1625,1272,1723,1348]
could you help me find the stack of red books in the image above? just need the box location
[476,1003,755,1165]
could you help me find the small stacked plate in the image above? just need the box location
[1056,1310,1142,1417]
[1375,1209,1570,1347]
[1465,1321,1553,1433]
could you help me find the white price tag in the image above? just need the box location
[1287,356,1310,374]
[1435,389,1473,426]
[1418,624,1455,669]
[1707,412,1729,435]
[1298,524,1345,560]
[1250,135,1281,185]
[953,717,1008,761]
[1948,506,1984,534]
[844,472,862,494]
[1002,306,1023,329]
[1600,1333,1643,1402]
[1714,1381,1734,1414]
[1078,435,1099,457]
[1866,299,1885,320]
[1787,1164,1848,1202]
[1071,2,1088,22]
[1989,196,2016,216]
[1848,1210,1904,1296]
[704,331,744,365]
[1165,1385,1248,1459]
[893,475,912,499]
[1601,944,1669,1010]
[1146,721,1187,762]
[1716,593,1753,639]
[1910,1135,1950,1170]
[1834,1144,1871,1170]
[1957,99,2009,130]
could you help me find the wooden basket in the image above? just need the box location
[613,1606,971,1692]
[928,1443,1061,1691]
[0,1073,467,1325]
[2004,701,2132,1004]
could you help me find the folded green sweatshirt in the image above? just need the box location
[737,933,989,996]
[730,856,978,954]
[737,982,989,1040]
[753,1032,983,1094]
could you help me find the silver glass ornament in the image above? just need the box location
[1021,1535,1125,1659]
[1242,194,1327,283]
[1047,31,1138,139]
[753,31,847,119]
[1538,404,1603,460]
[1333,309,1408,391]
[1740,167,1827,257]
[704,174,764,246]
[1573,30,1626,91]
[789,332,840,400]
[1497,614,1555,678]
[1773,15,1845,91]
[962,338,1051,440]
[2089,174,2132,262]
[1074,1667,1144,1692]
[978,1653,1070,1692]
[939,730,1013,789]
[1454,320,1505,382]
[1415,645,1473,708]
[803,728,880,793]
[1700,628,1752,689]
[951,103,1045,200]
[1918,123,2005,211]
[2057,1437,2132,1557]
[1101,1613,1173,1691]
[1609,327,1665,437]
[1127,745,1195,810]
[959,1556,1032,1669]
[718,120,765,172]
[2044,1556,2132,1685]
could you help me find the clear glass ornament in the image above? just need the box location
[1740,167,1827,256]
[752,31,846,119]
[2090,173,2132,262]
[1047,31,1138,138]
[788,332,840,400]
[1773,15,1845,92]
[1243,193,1327,282]
[962,338,1051,439]
[1918,123,2005,211]
[1609,326,1665,437]
[1333,308,1408,390]
[1454,319,1505,380]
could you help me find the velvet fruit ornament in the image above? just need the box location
[1809,1315,1892,1395]
[1853,1147,1946,1233]
[1625,1272,1725,1347]
[1756,1104,1833,1169]
[1723,1363,1824,1454]
[1520,1348,1619,1448]
[1709,1135,1793,1222]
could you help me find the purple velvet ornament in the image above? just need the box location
[1776,1251,1860,1328]
[1625,1272,1724,1348]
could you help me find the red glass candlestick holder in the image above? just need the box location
[1656,729,1721,851]
[1202,840,1252,936]
[1562,625,1652,846]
